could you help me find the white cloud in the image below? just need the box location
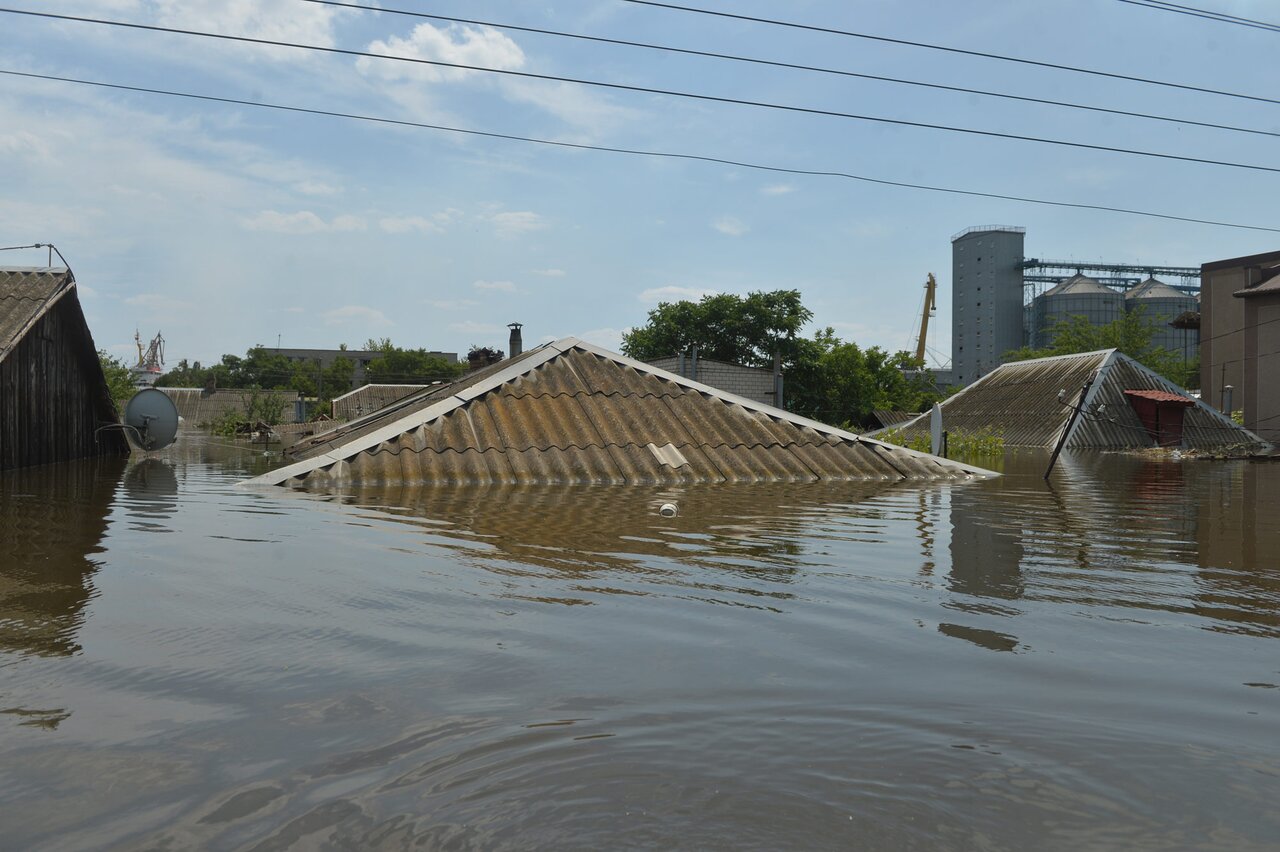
[638,286,717,304]
[488,211,547,236]
[712,216,748,237]
[531,268,566,277]
[499,79,637,137]
[124,292,195,324]
[379,215,444,235]
[473,280,517,293]
[294,180,340,196]
[761,183,796,196]
[152,0,346,58]
[0,130,53,163]
[357,22,525,83]
[242,210,366,234]
[323,305,391,326]
[429,298,479,310]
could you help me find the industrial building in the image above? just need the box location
[249,338,989,488]
[945,227,1201,387]
[1199,249,1280,443]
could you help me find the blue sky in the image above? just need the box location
[2,0,1277,368]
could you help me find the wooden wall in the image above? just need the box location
[0,293,129,471]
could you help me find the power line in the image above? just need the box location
[5,69,1278,235]
[4,7,1280,174]
[620,0,1280,107]
[1115,0,1280,33]
[299,0,1280,140]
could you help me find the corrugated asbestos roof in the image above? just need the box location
[893,350,1265,450]
[246,338,992,487]
[0,268,74,362]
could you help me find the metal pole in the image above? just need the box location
[1045,371,1097,480]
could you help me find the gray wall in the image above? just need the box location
[648,356,780,409]
[951,227,1025,386]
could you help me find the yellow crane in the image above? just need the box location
[915,273,937,365]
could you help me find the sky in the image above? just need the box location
[2,0,1278,369]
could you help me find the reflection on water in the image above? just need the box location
[0,457,125,657]
[0,438,1277,850]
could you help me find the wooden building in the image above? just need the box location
[0,267,128,471]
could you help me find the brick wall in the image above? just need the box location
[648,356,779,409]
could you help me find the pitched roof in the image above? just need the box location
[158,388,300,426]
[246,338,992,487]
[0,268,75,363]
[890,350,1265,449]
[1123,389,1195,405]
[1233,265,1280,298]
[331,383,432,420]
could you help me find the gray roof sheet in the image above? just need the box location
[249,339,991,487]
[894,350,1263,450]
[331,383,430,420]
[0,268,74,362]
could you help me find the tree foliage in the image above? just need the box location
[98,350,136,413]
[621,290,938,427]
[1004,308,1195,386]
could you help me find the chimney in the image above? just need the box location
[508,322,523,358]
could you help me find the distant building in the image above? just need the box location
[1029,274,1124,349]
[646,353,782,409]
[1201,250,1280,429]
[950,226,1026,386]
[250,338,987,487]
[889,350,1262,450]
[0,267,129,471]
[271,347,458,389]
[1230,258,1280,443]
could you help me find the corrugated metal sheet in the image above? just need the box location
[331,384,428,421]
[252,340,986,487]
[894,350,1263,450]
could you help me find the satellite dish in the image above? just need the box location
[123,388,179,451]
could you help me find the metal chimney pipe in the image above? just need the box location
[508,322,523,358]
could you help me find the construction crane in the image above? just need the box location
[131,329,166,387]
[915,273,937,365]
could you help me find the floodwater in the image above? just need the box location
[0,438,1277,851]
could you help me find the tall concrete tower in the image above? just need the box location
[950,226,1025,385]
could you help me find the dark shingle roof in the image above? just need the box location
[249,339,991,487]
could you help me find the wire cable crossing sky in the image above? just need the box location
[0,0,1275,366]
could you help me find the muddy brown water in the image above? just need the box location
[0,436,1277,850]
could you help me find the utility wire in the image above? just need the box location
[5,69,1278,235]
[4,8,1280,174]
[1114,0,1280,33]
[620,0,1280,107]
[301,0,1280,140]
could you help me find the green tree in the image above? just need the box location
[622,289,934,425]
[98,351,136,413]
[1004,307,1187,384]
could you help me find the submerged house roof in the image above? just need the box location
[1,267,128,469]
[247,338,991,487]
[331,383,431,421]
[889,350,1264,450]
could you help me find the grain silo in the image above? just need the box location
[1031,273,1125,348]
[1125,277,1199,360]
